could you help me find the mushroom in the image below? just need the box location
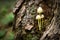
[36,15,42,30]
[37,7,43,14]
[36,14,44,30]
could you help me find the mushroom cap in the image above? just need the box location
[36,15,41,20]
[36,14,44,20]
[37,7,43,14]
[41,14,44,18]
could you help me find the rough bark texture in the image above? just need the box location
[13,0,59,40]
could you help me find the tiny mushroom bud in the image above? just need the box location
[41,14,44,18]
[37,7,43,14]
[36,15,41,20]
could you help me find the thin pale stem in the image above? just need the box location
[38,19,41,30]
[42,18,43,28]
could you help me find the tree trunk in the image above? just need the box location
[13,0,59,40]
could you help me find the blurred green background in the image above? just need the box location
[0,0,16,40]
[0,0,16,25]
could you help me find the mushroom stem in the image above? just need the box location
[42,18,43,28]
[38,19,41,30]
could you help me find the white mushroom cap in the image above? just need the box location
[36,15,44,20]
[41,14,44,18]
[36,15,41,20]
[37,7,43,14]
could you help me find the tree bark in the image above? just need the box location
[13,0,59,40]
